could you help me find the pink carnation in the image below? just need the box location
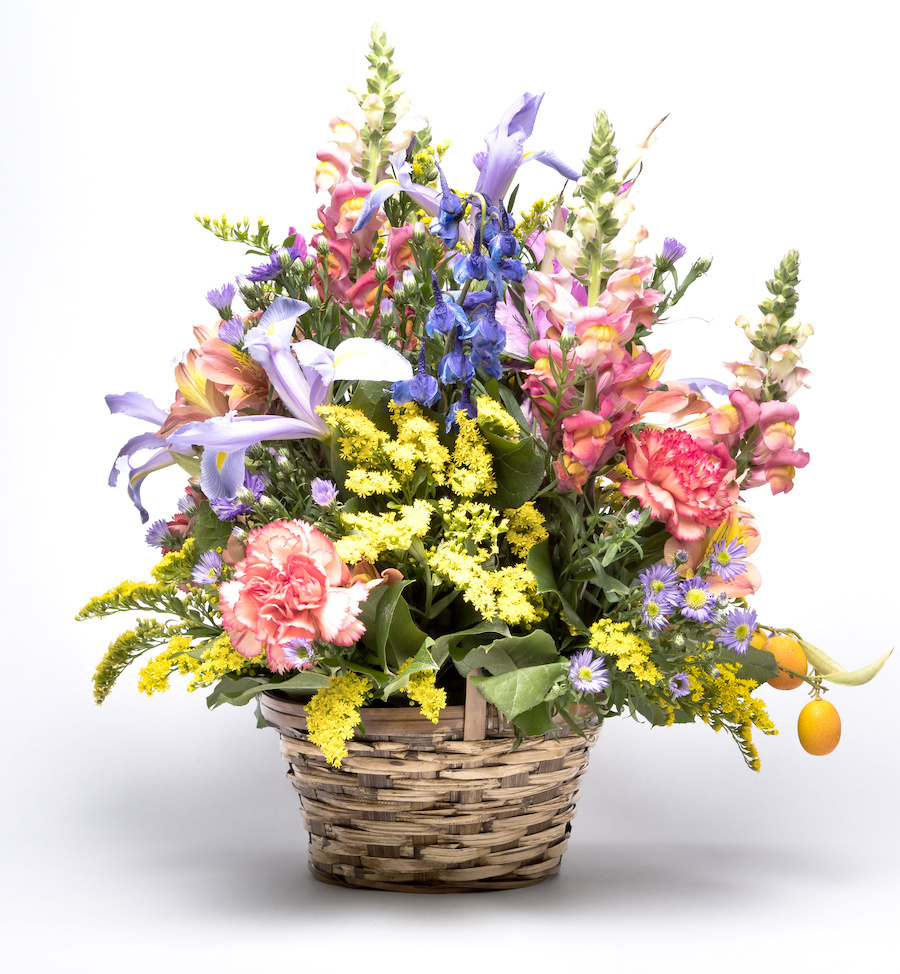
[619,428,738,541]
[219,520,368,673]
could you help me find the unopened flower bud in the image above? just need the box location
[412,221,427,244]
[316,236,331,256]
[574,207,598,243]
[304,285,321,307]
[374,257,389,283]
[673,549,689,565]
[361,93,385,131]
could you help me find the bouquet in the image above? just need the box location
[79,26,888,772]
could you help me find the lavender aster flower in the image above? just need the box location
[709,539,748,582]
[637,561,680,597]
[660,237,687,265]
[145,519,169,548]
[625,509,643,527]
[677,577,714,622]
[310,478,338,508]
[718,607,758,656]
[641,590,672,631]
[218,316,245,348]
[283,638,316,670]
[209,471,268,521]
[668,672,691,698]
[206,282,237,318]
[568,650,611,693]
[191,550,223,587]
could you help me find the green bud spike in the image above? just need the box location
[758,249,800,323]
[577,110,620,209]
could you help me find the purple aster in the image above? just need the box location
[668,672,691,698]
[568,650,611,693]
[209,471,268,521]
[660,237,687,265]
[625,509,643,527]
[206,282,237,318]
[145,519,170,548]
[310,478,338,508]
[717,607,758,656]
[641,590,672,631]
[637,561,680,597]
[708,539,748,582]
[677,577,714,622]
[246,234,307,284]
[191,550,223,587]
[218,316,245,347]
[283,638,316,670]
[176,494,197,514]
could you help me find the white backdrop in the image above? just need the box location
[2,1,898,970]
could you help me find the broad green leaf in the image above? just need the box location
[206,671,328,709]
[349,379,395,431]
[192,501,234,555]
[527,540,586,632]
[469,661,568,720]
[430,619,510,668]
[358,582,427,671]
[731,646,781,685]
[482,432,546,508]
[512,701,556,737]
[800,638,894,686]
[451,630,559,676]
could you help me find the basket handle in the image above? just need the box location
[463,670,488,741]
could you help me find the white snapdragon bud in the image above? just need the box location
[574,207,599,243]
[361,94,386,131]
[610,197,635,230]
[544,230,583,272]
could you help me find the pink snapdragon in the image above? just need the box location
[219,520,368,673]
[745,401,810,493]
[618,427,738,541]
[599,256,664,329]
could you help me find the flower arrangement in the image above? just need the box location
[79,25,889,773]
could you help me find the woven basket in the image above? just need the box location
[260,678,600,893]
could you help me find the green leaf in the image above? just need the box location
[512,701,556,737]
[206,670,328,709]
[358,581,427,671]
[482,433,545,508]
[469,661,568,721]
[170,452,202,478]
[450,630,560,676]
[800,639,894,687]
[732,646,781,685]
[527,540,586,631]
[192,501,234,555]
[379,645,439,698]
[349,380,395,431]
[429,619,510,668]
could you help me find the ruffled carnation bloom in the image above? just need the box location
[618,427,738,541]
[219,520,368,673]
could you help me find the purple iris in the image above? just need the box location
[474,92,581,202]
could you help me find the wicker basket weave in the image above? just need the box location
[260,679,600,893]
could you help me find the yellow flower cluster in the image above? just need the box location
[304,672,373,768]
[76,580,178,620]
[150,538,196,583]
[589,619,663,684]
[449,414,496,497]
[137,633,264,696]
[505,502,549,557]
[335,500,434,564]
[398,658,447,723]
[427,546,544,626]
[684,662,777,772]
